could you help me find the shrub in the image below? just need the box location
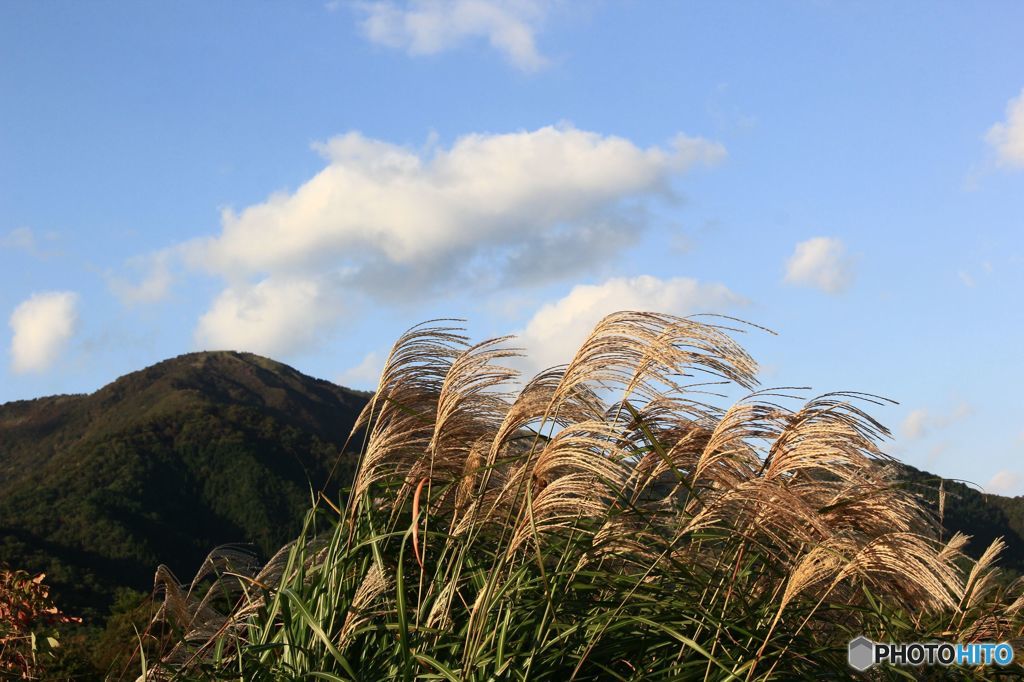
[0,566,79,679]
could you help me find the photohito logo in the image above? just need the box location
[848,636,1014,671]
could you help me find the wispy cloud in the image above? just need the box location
[107,250,175,305]
[0,227,59,259]
[0,227,37,251]
[901,408,930,440]
[783,236,853,294]
[957,260,994,289]
[986,88,1024,169]
[987,470,1023,496]
[355,0,550,71]
[900,401,973,441]
[336,350,384,389]
[8,291,79,374]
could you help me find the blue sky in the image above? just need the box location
[2,1,1022,493]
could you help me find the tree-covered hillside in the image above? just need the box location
[898,463,1024,576]
[0,351,369,618]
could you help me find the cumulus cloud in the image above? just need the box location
[356,0,549,71]
[177,125,724,355]
[783,236,853,294]
[94,125,725,358]
[189,126,724,283]
[515,275,746,376]
[194,277,344,357]
[988,470,1023,496]
[986,88,1024,168]
[8,291,79,374]
[337,350,384,389]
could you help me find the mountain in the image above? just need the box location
[898,463,1024,576]
[0,351,370,617]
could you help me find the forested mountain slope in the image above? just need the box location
[0,351,369,616]
[898,462,1024,575]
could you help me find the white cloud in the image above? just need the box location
[337,350,384,389]
[783,236,853,294]
[516,275,746,376]
[987,470,1023,496]
[189,126,723,282]
[178,125,724,355]
[986,88,1024,168]
[0,227,36,251]
[194,277,343,357]
[0,227,59,258]
[902,408,930,440]
[357,0,550,71]
[8,291,79,374]
[107,251,174,305]
[96,125,725,359]
[925,441,948,464]
[957,261,995,289]
[901,401,972,441]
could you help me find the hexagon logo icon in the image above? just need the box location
[848,636,875,671]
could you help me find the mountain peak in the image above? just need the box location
[0,352,370,615]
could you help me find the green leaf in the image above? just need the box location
[280,587,358,679]
[413,652,460,681]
